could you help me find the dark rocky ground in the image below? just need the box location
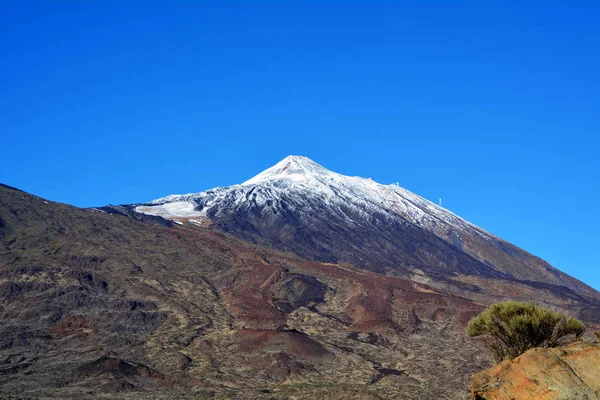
[0,183,598,399]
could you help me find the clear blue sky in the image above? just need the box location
[1,1,599,290]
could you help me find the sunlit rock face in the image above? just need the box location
[472,341,600,400]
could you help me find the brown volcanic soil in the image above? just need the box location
[0,183,589,399]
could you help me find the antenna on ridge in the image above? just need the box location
[439,198,443,207]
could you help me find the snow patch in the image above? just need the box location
[135,201,205,219]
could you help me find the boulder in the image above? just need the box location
[472,341,600,400]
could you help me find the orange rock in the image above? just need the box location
[472,341,600,400]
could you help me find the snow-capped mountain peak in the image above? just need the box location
[243,155,335,185]
[134,155,491,242]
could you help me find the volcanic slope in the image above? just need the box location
[132,156,600,322]
[1,183,489,399]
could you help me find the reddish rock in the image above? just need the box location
[472,341,600,400]
[51,315,97,338]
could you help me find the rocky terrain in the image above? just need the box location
[1,157,599,399]
[0,183,487,399]
[472,341,600,399]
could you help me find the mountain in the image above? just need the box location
[128,156,600,321]
[1,157,599,399]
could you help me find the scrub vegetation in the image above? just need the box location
[467,301,585,362]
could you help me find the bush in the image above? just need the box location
[467,301,585,362]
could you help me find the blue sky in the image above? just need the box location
[1,1,599,290]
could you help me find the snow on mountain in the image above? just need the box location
[135,155,493,241]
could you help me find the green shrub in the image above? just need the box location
[467,301,584,362]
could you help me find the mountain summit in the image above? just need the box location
[130,156,600,319]
[243,155,333,185]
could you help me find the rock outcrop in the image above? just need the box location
[472,341,600,400]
